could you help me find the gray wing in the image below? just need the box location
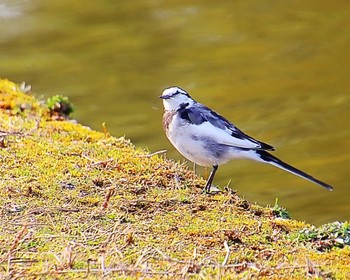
[179,103,275,151]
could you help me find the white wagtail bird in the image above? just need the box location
[159,86,333,193]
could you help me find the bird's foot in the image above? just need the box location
[203,184,222,195]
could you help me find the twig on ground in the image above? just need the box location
[101,186,116,210]
[81,153,115,167]
[63,242,76,269]
[133,149,167,158]
[99,254,106,275]
[25,267,183,277]
[134,248,154,268]
[1,224,28,264]
[222,241,230,266]
[57,207,80,213]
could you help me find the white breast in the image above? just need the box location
[166,115,219,166]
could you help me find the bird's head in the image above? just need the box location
[159,86,194,111]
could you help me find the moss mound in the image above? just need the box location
[0,79,349,279]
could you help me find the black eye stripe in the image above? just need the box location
[168,90,184,98]
[174,90,189,97]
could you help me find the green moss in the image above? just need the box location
[0,78,349,279]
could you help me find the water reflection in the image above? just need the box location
[1,0,349,225]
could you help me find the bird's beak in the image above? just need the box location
[159,94,170,99]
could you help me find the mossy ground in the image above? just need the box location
[0,79,349,279]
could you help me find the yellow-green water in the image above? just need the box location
[1,0,349,225]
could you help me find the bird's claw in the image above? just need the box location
[203,184,222,195]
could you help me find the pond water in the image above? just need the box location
[1,0,349,225]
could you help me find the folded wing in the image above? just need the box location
[179,104,275,151]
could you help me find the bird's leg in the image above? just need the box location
[204,164,218,193]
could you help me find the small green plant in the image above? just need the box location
[46,95,74,118]
[297,221,350,251]
[272,198,291,219]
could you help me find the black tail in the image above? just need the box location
[256,150,333,191]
